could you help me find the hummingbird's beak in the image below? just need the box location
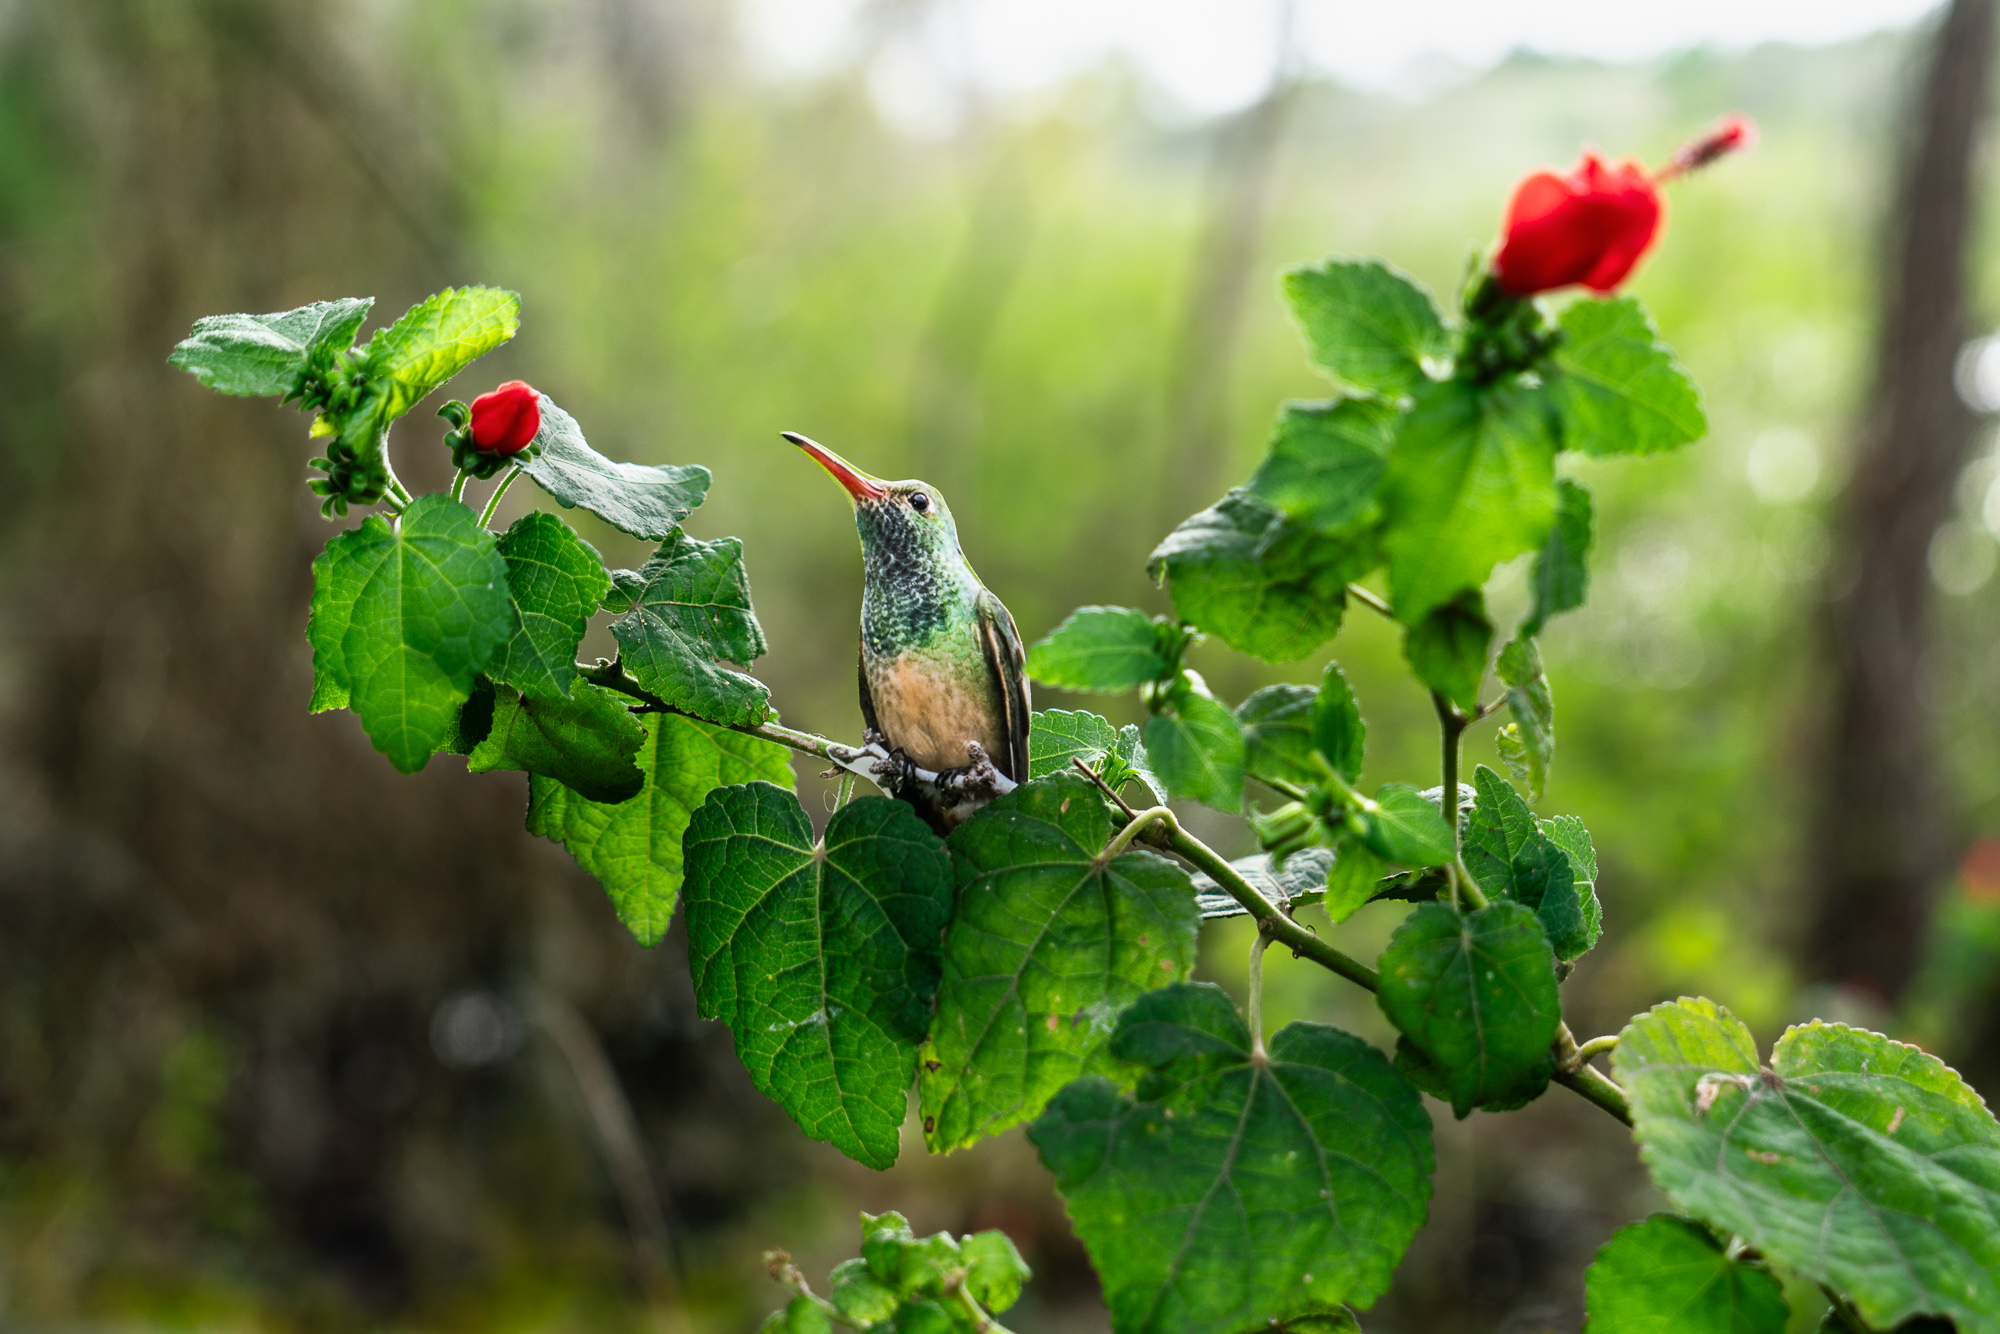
[783,431,888,502]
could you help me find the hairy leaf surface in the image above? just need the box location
[527,711,793,945]
[920,774,1199,1152]
[685,786,952,1169]
[1029,983,1433,1334]
[522,395,712,540]
[1312,661,1367,785]
[1616,1000,2000,1334]
[1495,636,1555,800]
[169,297,373,397]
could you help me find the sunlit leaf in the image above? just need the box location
[1550,296,1705,457]
[1144,688,1245,812]
[1525,477,1593,635]
[521,395,711,540]
[169,297,373,397]
[1026,606,1170,692]
[1246,397,1398,535]
[1584,1215,1789,1334]
[606,531,771,727]
[1403,591,1492,712]
[361,286,520,421]
[490,511,609,700]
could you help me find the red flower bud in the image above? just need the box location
[469,380,541,456]
[1493,153,1663,297]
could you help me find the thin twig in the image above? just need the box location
[1345,582,1394,618]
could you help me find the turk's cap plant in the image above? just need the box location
[166,110,2000,1334]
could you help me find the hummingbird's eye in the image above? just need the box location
[908,491,931,513]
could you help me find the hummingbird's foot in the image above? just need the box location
[934,740,1010,807]
[843,728,919,793]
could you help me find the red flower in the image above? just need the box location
[470,380,541,456]
[1493,153,1663,296]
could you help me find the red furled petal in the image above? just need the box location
[470,380,541,456]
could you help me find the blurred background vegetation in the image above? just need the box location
[2,2,1999,1331]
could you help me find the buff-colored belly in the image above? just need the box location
[868,652,1002,772]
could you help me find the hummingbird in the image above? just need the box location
[784,431,1030,832]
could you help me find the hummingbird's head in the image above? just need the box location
[783,431,963,565]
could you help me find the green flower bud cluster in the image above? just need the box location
[287,345,392,516]
[1458,270,1565,386]
[761,1212,1028,1334]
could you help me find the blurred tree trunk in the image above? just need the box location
[1806,0,1996,1003]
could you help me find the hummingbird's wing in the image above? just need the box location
[975,587,1031,783]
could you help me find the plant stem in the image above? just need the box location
[1345,582,1394,618]
[479,465,522,527]
[1247,929,1272,1061]
[947,1277,1019,1334]
[1571,1034,1619,1064]
[1434,691,1465,857]
[1550,1021,1632,1125]
[450,469,471,503]
[1138,810,1381,991]
[834,770,856,811]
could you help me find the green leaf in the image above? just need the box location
[1377,901,1561,1116]
[169,297,373,397]
[1027,709,1164,803]
[1283,258,1450,399]
[606,531,771,727]
[490,512,610,700]
[1245,398,1398,536]
[1462,766,1596,963]
[764,1295,832,1334]
[798,1214,1028,1331]
[683,785,952,1170]
[1391,1036,1554,1115]
[1584,1215,1789,1334]
[1540,813,1603,949]
[1551,296,1705,457]
[527,711,793,946]
[1354,783,1454,868]
[1403,591,1492,712]
[1144,689,1245,812]
[466,681,645,803]
[1496,636,1555,800]
[1525,477,1593,635]
[521,394,712,541]
[1236,685,1316,790]
[305,494,514,773]
[1312,662,1366,786]
[959,1231,1031,1312]
[1028,983,1433,1334]
[1381,378,1558,625]
[920,773,1199,1152]
[1148,492,1365,665]
[436,676,497,756]
[359,286,520,422]
[1615,1000,2000,1334]
[1026,606,1169,692]
[1323,843,1393,924]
